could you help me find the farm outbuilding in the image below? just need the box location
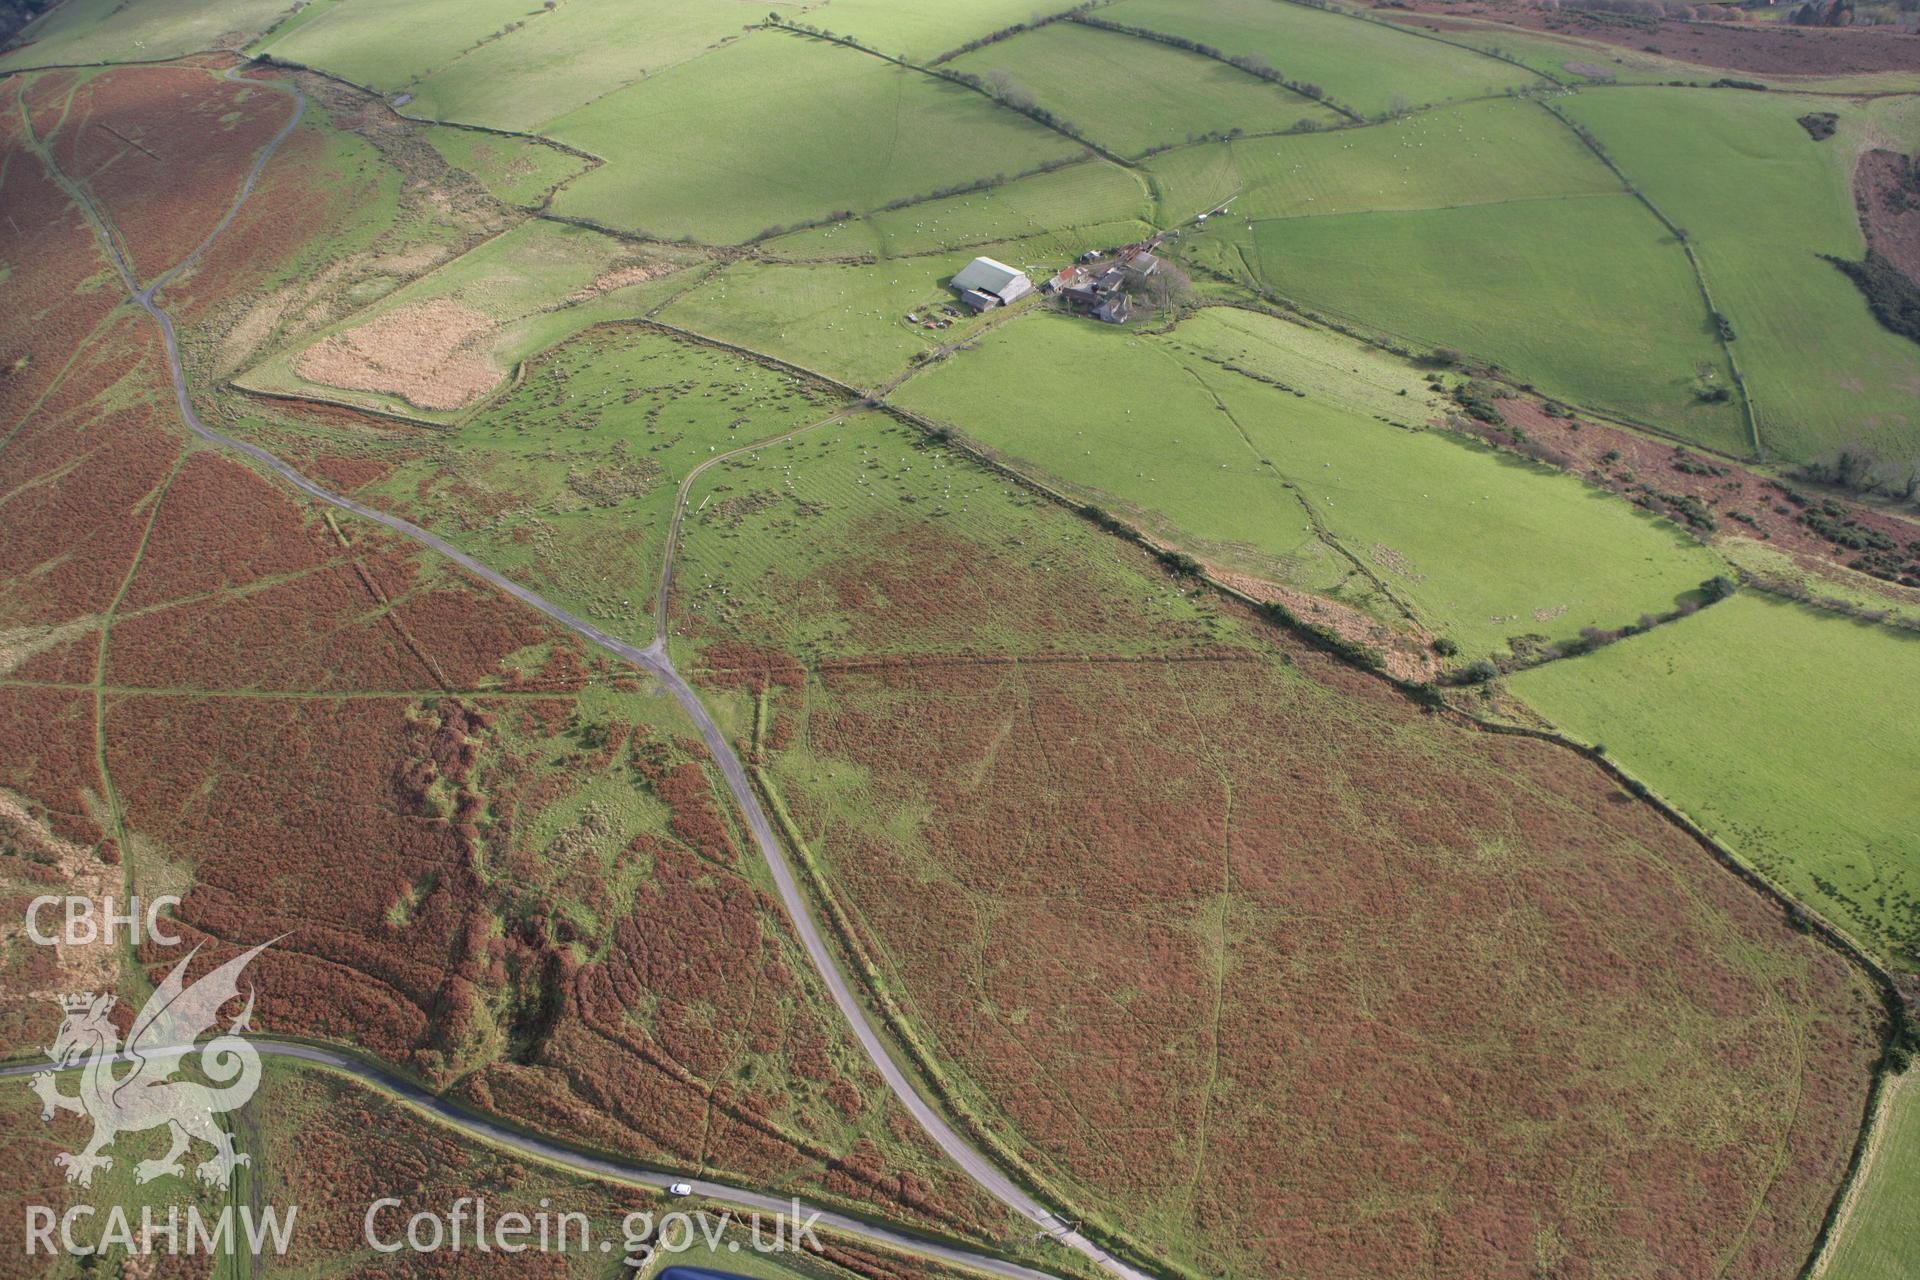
[950,256,1033,311]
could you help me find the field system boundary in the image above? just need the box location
[4,22,1915,1280]
[1533,94,1765,460]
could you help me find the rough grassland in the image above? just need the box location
[1148,97,1619,223]
[661,246,1072,390]
[422,124,590,206]
[0,0,288,68]
[949,20,1343,157]
[764,158,1150,260]
[673,417,1881,1280]
[253,0,542,93]
[402,0,758,131]
[1822,1072,1920,1280]
[1564,88,1920,464]
[1205,193,1747,449]
[546,34,1083,244]
[896,309,1722,657]
[1101,0,1538,115]
[1509,592,1920,969]
[356,325,848,647]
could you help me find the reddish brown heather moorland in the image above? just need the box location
[0,73,1008,1244]
[1857,148,1920,281]
[45,61,298,282]
[695,489,1883,1279]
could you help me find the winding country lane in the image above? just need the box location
[20,59,1156,1280]
[0,1043,1057,1280]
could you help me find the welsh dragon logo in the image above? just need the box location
[29,940,274,1190]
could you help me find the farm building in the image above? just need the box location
[1046,246,1161,325]
[950,256,1033,311]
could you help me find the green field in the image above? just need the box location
[421,124,589,205]
[1188,193,1747,450]
[1368,11,1694,85]
[764,158,1150,260]
[949,20,1343,157]
[1148,97,1619,223]
[1100,0,1539,115]
[660,248,1060,390]
[1822,1072,1920,1280]
[1563,88,1920,464]
[0,0,289,68]
[401,0,760,131]
[810,0,1067,60]
[546,33,1084,244]
[894,308,1723,657]
[252,0,552,92]
[1509,593,1920,969]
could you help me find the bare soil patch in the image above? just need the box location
[294,299,502,411]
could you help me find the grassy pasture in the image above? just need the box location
[1563,88,1920,465]
[401,0,760,131]
[1369,11,1694,85]
[1148,97,1619,223]
[1194,193,1747,450]
[359,326,847,648]
[660,244,1080,390]
[546,33,1083,244]
[421,124,588,205]
[238,218,710,421]
[763,157,1151,260]
[949,20,1343,157]
[1508,592,1920,969]
[0,0,288,68]
[808,0,1066,61]
[894,309,1723,656]
[1822,1072,1920,1280]
[252,0,544,92]
[1100,0,1538,115]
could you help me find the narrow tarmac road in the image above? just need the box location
[0,1044,1059,1280]
[29,59,1156,1280]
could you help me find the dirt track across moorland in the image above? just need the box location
[23,58,1157,1280]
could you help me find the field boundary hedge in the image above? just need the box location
[1067,12,1366,122]
[1533,94,1764,460]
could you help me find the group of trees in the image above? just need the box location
[1800,446,1920,504]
